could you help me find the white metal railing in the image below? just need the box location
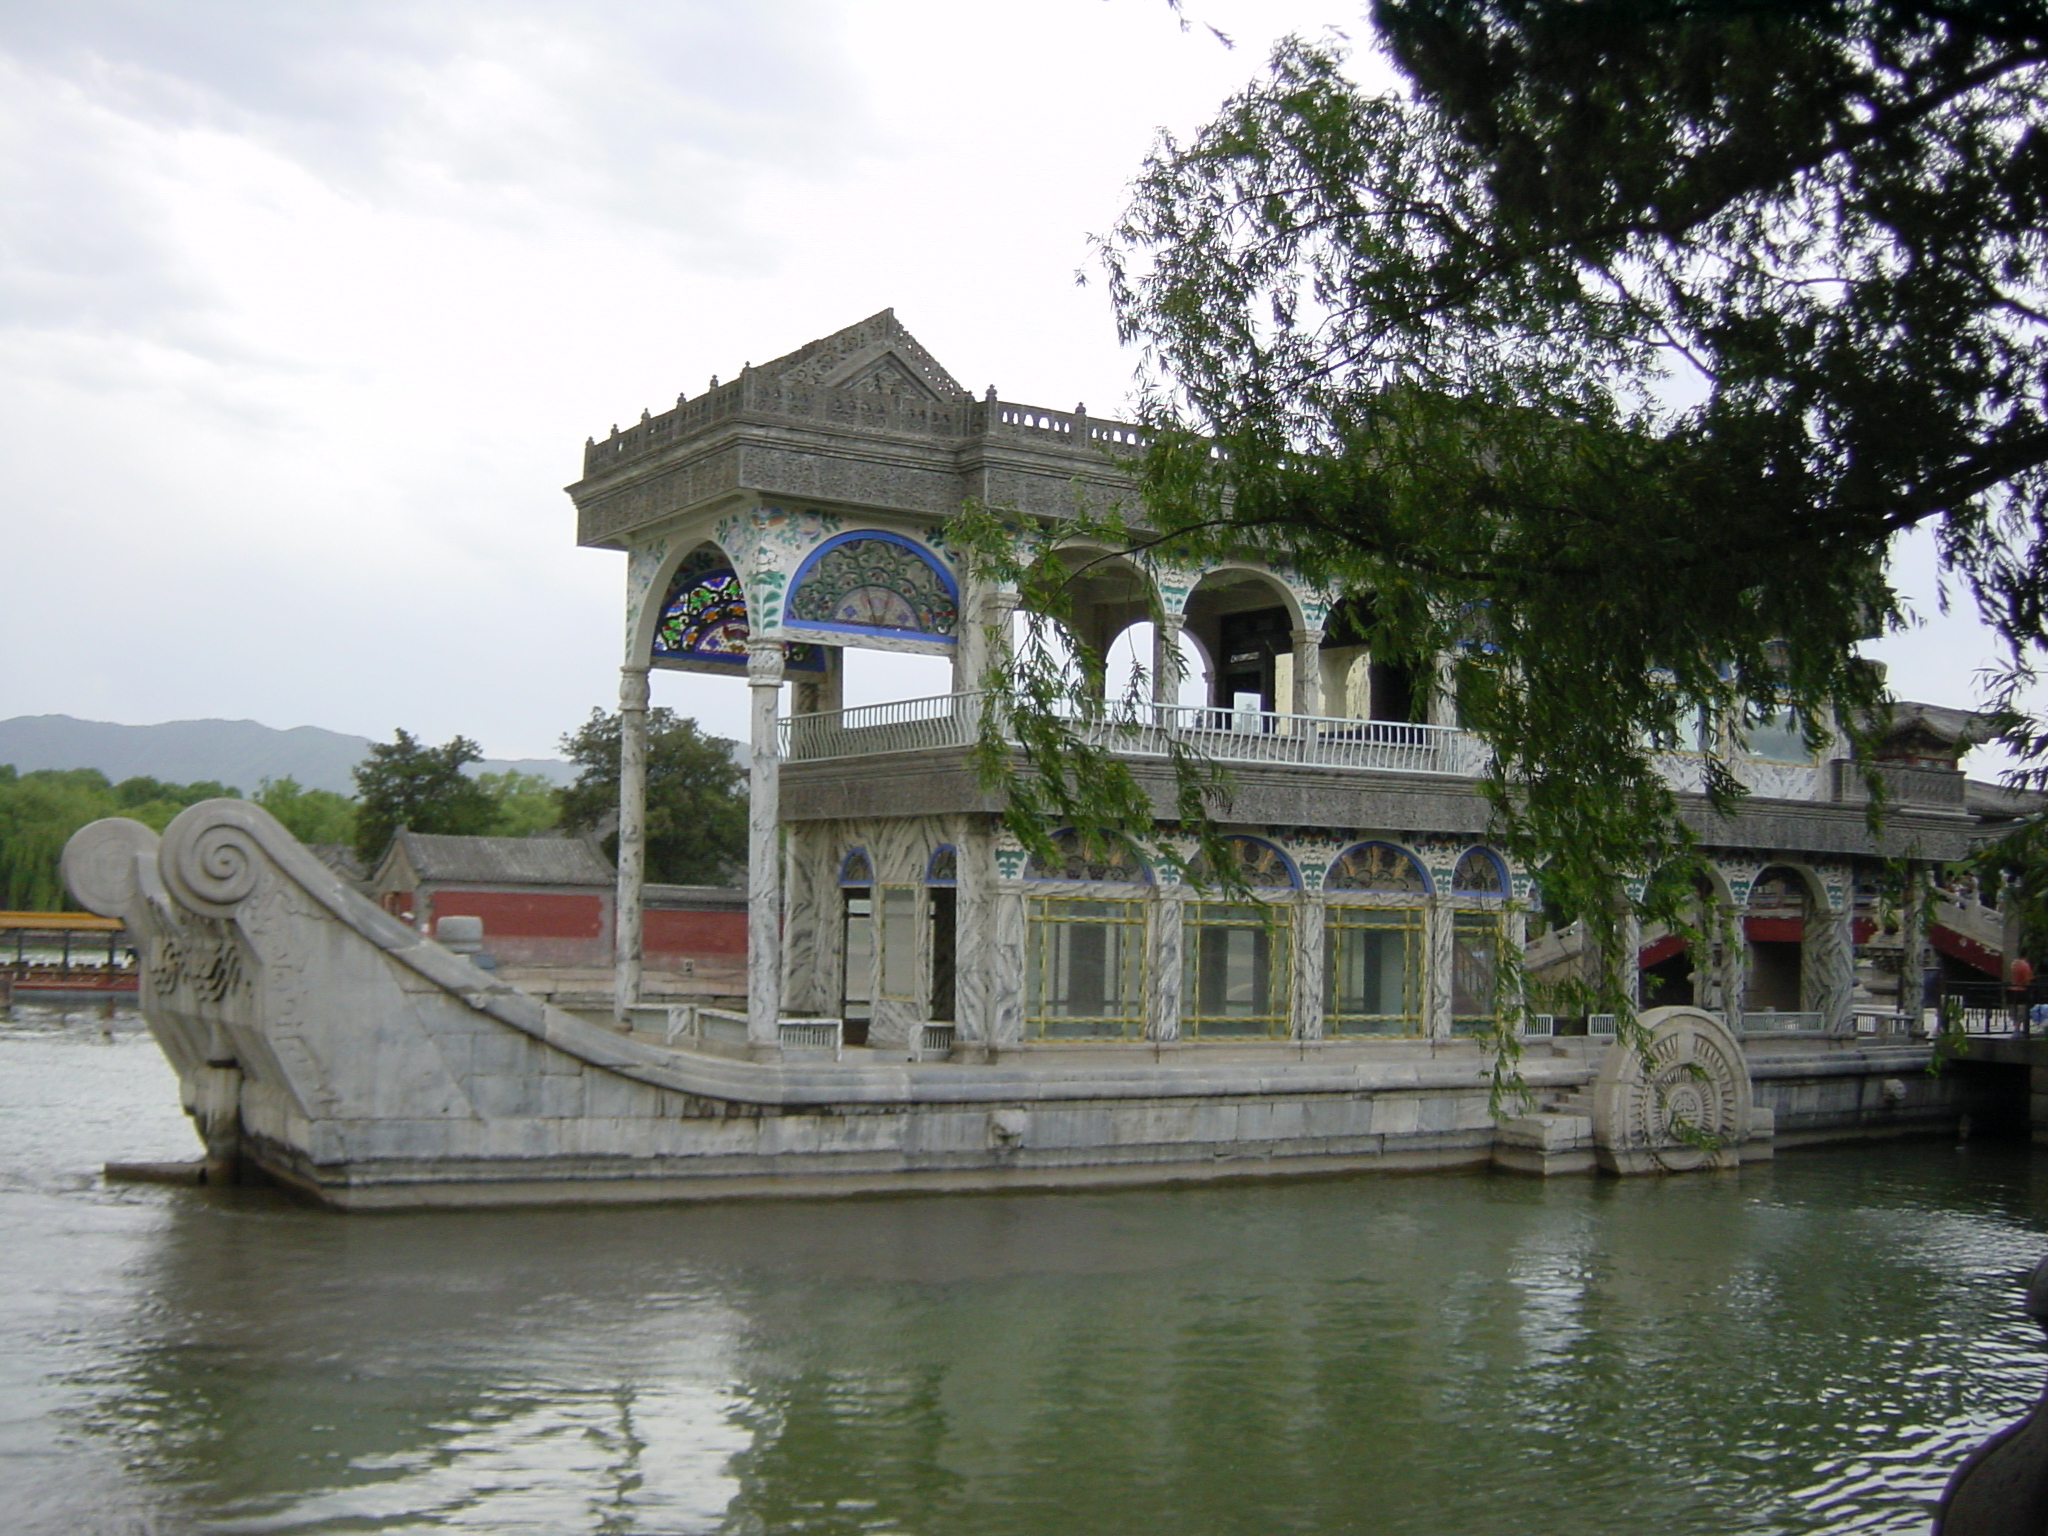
[780,693,978,761]
[779,691,1486,778]
[1521,1013,1556,1039]
[1588,1013,1619,1038]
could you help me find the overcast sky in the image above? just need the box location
[0,0,2019,768]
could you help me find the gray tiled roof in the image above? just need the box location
[395,832,614,887]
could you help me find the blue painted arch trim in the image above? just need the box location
[782,529,959,642]
[1450,845,1510,897]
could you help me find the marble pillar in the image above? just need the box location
[781,823,821,1015]
[1153,614,1186,725]
[1147,886,1187,1042]
[1291,896,1325,1041]
[1905,863,1935,1023]
[1291,628,1325,719]
[747,641,785,1048]
[990,886,1027,1048]
[612,666,649,1028]
[956,818,996,1044]
[1426,896,1455,1038]
[1808,888,1859,1031]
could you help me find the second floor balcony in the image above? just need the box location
[776,691,1973,816]
[781,691,1486,779]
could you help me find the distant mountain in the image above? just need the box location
[0,715,576,796]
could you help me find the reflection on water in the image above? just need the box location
[3,1012,2045,1535]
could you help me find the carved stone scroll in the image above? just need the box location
[1591,1005,1752,1173]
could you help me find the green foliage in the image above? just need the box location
[558,708,745,886]
[960,4,2048,1047]
[254,776,359,848]
[0,765,239,910]
[350,730,499,864]
[475,770,562,840]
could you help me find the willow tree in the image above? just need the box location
[963,1,2048,1029]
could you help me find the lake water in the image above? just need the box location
[3,1008,2045,1536]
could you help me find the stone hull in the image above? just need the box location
[61,803,1969,1211]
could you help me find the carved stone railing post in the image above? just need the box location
[1934,1253,2048,1532]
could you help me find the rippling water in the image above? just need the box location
[2,1008,2044,1535]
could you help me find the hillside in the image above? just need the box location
[0,715,575,795]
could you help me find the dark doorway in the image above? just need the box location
[840,888,873,1047]
[1642,949,1696,1008]
[1215,606,1290,715]
[929,887,956,1023]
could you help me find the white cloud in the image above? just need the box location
[0,0,2019,774]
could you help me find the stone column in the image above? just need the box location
[1616,907,1643,1011]
[781,824,821,1016]
[1151,613,1188,736]
[1425,894,1454,1038]
[990,885,1027,1049]
[1905,862,1935,1027]
[612,665,649,1029]
[1808,895,1858,1033]
[1291,628,1325,719]
[1292,893,1324,1042]
[1152,614,1185,710]
[955,818,997,1046]
[1499,902,1527,1035]
[1148,884,1186,1042]
[747,640,785,1050]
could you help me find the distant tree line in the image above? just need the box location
[0,708,745,911]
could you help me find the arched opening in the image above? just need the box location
[1640,869,1723,1009]
[1104,621,1210,709]
[1320,594,1430,725]
[926,845,958,1025]
[838,847,875,1046]
[1745,866,1814,1015]
[1182,569,1302,723]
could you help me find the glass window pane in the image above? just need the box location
[1743,706,1809,763]
[1026,898,1146,1039]
[1324,907,1423,1035]
[1451,911,1499,1035]
[1181,902,1289,1038]
[878,887,920,1000]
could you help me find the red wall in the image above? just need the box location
[431,891,604,938]
[646,908,746,956]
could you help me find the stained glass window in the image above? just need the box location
[1451,847,1506,896]
[839,849,874,886]
[1183,835,1297,890]
[653,562,748,662]
[1024,829,1150,884]
[650,552,824,671]
[1326,842,1430,894]
[926,845,958,885]
[785,532,959,638]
